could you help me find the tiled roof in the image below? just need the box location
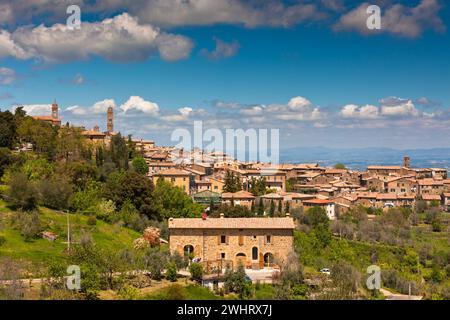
[422,194,441,201]
[303,199,333,205]
[168,217,295,229]
[222,190,255,199]
[368,166,402,170]
[155,168,191,176]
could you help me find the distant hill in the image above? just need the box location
[280,147,450,170]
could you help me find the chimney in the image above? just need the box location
[220,213,224,218]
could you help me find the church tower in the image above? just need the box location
[107,107,114,133]
[52,100,59,119]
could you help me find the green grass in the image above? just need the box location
[0,200,140,271]
[254,284,275,300]
[143,284,222,300]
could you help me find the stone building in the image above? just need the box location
[168,216,295,273]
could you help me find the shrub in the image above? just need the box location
[189,263,203,282]
[86,216,97,226]
[166,262,178,282]
[164,284,186,300]
[0,235,6,246]
[11,211,41,241]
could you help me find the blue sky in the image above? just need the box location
[1,0,450,149]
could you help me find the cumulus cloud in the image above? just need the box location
[119,96,160,115]
[0,66,17,84]
[0,13,193,63]
[340,104,379,119]
[333,0,445,38]
[340,99,422,119]
[161,107,193,122]
[13,104,52,116]
[201,37,240,60]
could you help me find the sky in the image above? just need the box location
[1,0,450,151]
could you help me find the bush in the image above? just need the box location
[11,211,41,241]
[0,236,6,246]
[39,176,73,210]
[189,263,203,282]
[86,216,97,226]
[144,248,168,280]
[166,262,178,282]
[7,171,38,211]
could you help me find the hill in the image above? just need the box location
[0,199,140,272]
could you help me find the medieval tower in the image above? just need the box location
[51,100,59,119]
[107,106,114,133]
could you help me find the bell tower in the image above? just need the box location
[107,106,114,133]
[52,100,59,119]
[403,156,410,168]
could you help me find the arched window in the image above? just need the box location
[252,247,258,260]
[264,253,274,267]
[184,245,194,258]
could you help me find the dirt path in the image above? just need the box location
[380,288,422,300]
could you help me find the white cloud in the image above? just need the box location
[340,104,379,119]
[119,96,160,115]
[380,100,420,117]
[1,13,193,63]
[162,107,193,122]
[72,73,84,85]
[13,104,52,116]
[287,96,312,111]
[201,37,240,60]
[334,0,445,38]
[0,66,17,84]
[92,99,116,114]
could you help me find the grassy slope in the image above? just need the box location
[0,199,140,268]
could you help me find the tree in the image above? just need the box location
[189,263,203,282]
[269,200,275,217]
[0,148,13,178]
[334,163,347,170]
[223,265,253,299]
[257,198,264,216]
[109,133,130,170]
[144,248,168,280]
[166,262,178,282]
[7,171,38,211]
[0,110,17,149]
[151,179,202,220]
[278,199,283,215]
[132,156,149,175]
[305,207,329,228]
[103,171,155,218]
[223,171,242,193]
[285,201,290,214]
[39,175,73,210]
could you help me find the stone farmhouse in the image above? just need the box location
[168,216,295,273]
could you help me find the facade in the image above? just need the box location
[302,199,336,220]
[221,190,255,209]
[168,216,295,272]
[153,168,192,193]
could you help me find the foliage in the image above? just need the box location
[224,265,253,299]
[334,163,347,169]
[131,156,149,175]
[166,262,178,282]
[38,175,73,210]
[7,171,39,211]
[11,210,42,241]
[223,171,242,193]
[152,179,202,220]
[143,248,168,280]
[189,262,203,282]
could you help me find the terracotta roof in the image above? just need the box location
[422,194,441,201]
[146,161,176,166]
[303,199,333,205]
[222,190,255,199]
[376,194,397,200]
[168,217,295,229]
[155,168,191,176]
[81,130,106,137]
[443,193,450,197]
[324,169,347,174]
[368,166,402,170]
[418,179,444,186]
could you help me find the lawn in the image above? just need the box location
[0,200,140,273]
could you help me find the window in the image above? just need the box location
[171,177,175,182]
[221,235,226,244]
[266,235,272,244]
[214,186,218,190]
[221,253,226,259]
[253,235,257,240]
[252,247,258,260]
[238,235,244,246]
[183,177,186,181]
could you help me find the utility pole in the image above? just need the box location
[66,210,70,253]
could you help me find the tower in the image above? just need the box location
[107,106,114,133]
[403,156,410,168]
[52,100,59,119]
